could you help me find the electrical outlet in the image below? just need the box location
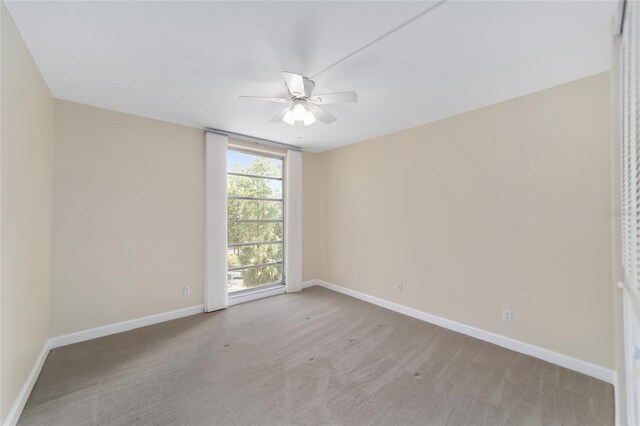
[397,283,403,293]
[502,308,512,323]
[183,285,191,296]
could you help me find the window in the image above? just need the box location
[227,149,284,293]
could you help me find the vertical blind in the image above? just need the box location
[620,1,640,424]
[621,1,639,286]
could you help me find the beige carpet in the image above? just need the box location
[19,286,613,425]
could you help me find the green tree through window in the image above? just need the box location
[227,152,283,291]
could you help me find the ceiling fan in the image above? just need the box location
[240,72,358,126]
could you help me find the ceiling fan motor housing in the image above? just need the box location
[290,77,315,99]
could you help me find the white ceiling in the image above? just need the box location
[6,1,617,152]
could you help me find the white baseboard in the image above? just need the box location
[49,305,204,349]
[303,279,615,384]
[3,342,49,426]
[302,280,318,289]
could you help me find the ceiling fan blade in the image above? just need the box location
[282,71,306,98]
[311,91,358,105]
[271,107,291,122]
[240,96,288,103]
[310,106,337,124]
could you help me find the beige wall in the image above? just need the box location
[52,100,204,336]
[0,0,615,416]
[304,73,614,369]
[1,2,54,421]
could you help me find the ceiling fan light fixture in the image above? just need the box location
[282,109,295,125]
[292,102,307,121]
[303,110,316,126]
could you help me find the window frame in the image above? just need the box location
[226,147,286,295]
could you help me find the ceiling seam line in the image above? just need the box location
[310,0,448,80]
